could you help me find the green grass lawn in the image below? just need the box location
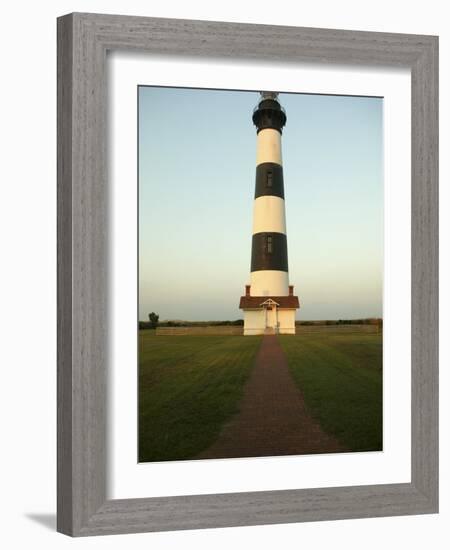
[139,332,261,462]
[278,331,383,452]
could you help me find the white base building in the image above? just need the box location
[240,293,299,335]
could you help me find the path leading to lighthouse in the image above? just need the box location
[196,335,345,459]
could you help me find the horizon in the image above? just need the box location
[140,316,383,323]
[139,86,383,321]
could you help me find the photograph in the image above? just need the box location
[138,86,383,463]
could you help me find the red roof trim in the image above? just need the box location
[239,295,300,309]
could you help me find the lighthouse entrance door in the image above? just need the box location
[260,299,280,334]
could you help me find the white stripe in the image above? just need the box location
[256,128,282,166]
[250,270,289,296]
[252,195,286,234]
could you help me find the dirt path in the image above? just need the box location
[197,335,345,459]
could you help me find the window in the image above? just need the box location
[267,170,273,187]
[266,235,273,254]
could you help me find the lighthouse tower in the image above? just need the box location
[239,92,299,335]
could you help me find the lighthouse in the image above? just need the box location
[239,92,299,335]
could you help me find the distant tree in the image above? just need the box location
[148,312,159,329]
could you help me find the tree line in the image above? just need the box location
[139,313,382,330]
[296,318,382,327]
[139,313,244,330]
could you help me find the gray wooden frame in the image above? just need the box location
[57,12,438,537]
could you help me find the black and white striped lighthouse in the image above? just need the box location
[240,92,299,335]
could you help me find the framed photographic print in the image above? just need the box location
[57,13,438,536]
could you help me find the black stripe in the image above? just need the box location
[255,163,284,199]
[251,232,288,272]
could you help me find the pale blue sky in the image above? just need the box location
[139,87,383,321]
